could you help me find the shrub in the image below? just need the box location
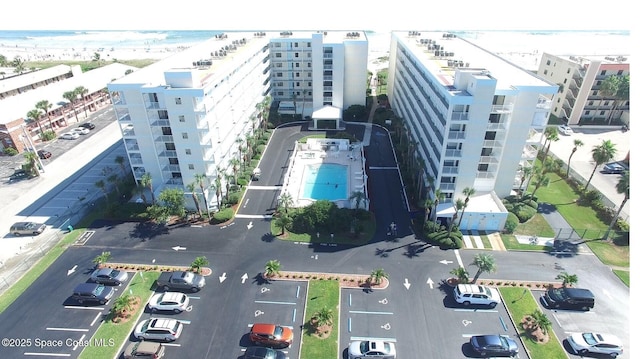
[504,213,519,233]
[514,204,537,223]
[41,130,57,141]
[226,191,241,205]
[3,147,18,156]
[211,207,234,224]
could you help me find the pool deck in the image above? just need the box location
[282,139,368,209]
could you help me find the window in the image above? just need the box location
[617,70,623,75]
[175,98,182,105]
[592,91,598,96]
[546,60,551,65]
[600,110,605,115]
[295,72,300,77]
[179,115,185,122]
[276,72,283,77]
[600,70,606,76]
[165,143,176,150]
[188,164,194,170]
[588,101,594,106]
[275,63,282,68]
[596,80,602,86]
[162,127,172,135]
[566,69,570,74]
[296,82,300,87]
[563,78,567,84]
[478,164,489,171]
[294,42,298,47]
[543,69,548,75]
[295,63,300,67]
[275,53,282,58]
[182,133,188,139]
[185,149,191,155]
[295,53,299,58]
[169,158,179,165]
[585,111,590,115]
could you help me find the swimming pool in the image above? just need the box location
[301,163,348,201]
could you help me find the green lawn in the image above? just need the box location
[500,287,567,359]
[78,271,160,359]
[300,280,340,359]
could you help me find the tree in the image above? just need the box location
[530,172,550,198]
[95,180,108,200]
[23,150,40,177]
[519,166,535,198]
[35,100,54,130]
[566,139,584,177]
[585,140,617,190]
[369,268,388,285]
[449,266,469,284]
[147,204,170,224]
[111,294,135,319]
[458,187,475,227]
[107,174,121,197]
[600,74,630,124]
[12,56,25,74]
[603,170,629,241]
[229,158,241,184]
[312,306,334,328]
[158,188,186,218]
[470,253,496,283]
[349,190,366,210]
[63,90,79,122]
[264,259,281,278]
[193,173,210,219]
[92,251,112,267]
[27,108,45,136]
[423,198,434,222]
[448,199,464,237]
[140,172,155,205]
[187,182,202,218]
[190,256,209,274]
[542,127,559,163]
[555,272,578,287]
[114,155,127,177]
[430,189,445,222]
[529,309,552,335]
[278,192,294,214]
[274,213,292,235]
[75,86,89,118]
[212,175,222,211]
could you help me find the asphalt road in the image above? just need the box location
[0,122,630,359]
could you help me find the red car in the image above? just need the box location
[249,323,294,348]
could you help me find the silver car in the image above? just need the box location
[90,268,129,285]
[134,318,183,342]
[10,222,46,236]
[148,292,190,313]
[348,340,396,359]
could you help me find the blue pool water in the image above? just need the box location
[301,164,348,201]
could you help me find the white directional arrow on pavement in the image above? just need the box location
[241,273,249,284]
[172,246,186,251]
[426,278,434,289]
[247,221,253,230]
[67,265,77,276]
[403,278,411,290]
[219,272,227,283]
[439,259,453,265]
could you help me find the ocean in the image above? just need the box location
[0,29,630,55]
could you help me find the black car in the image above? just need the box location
[79,122,96,130]
[602,162,626,174]
[37,149,52,159]
[542,287,595,311]
[8,169,30,182]
[470,335,519,357]
[70,283,115,305]
[244,346,288,359]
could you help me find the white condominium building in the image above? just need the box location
[108,31,367,210]
[537,53,630,126]
[387,31,558,230]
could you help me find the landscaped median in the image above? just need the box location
[78,271,159,359]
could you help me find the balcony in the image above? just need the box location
[490,104,513,113]
[445,149,462,157]
[536,96,552,110]
[158,150,178,157]
[122,127,136,137]
[126,144,140,151]
[150,118,170,127]
[448,131,466,140]
[155,135,174,143]
[117,113,131,122]
[146,101,162,110]
[165,178,184,186]
[163,164,181,172]
[441,166,459,174]
[450,112,468,121]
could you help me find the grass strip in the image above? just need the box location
[300,280,340,359]
[78,271,160,359]
[500,287,566,359]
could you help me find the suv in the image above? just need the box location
[454,284,501,308]
[79,122,96,130]
[542,287,595,311]
[71,283,115,305]
[249,323,294,348]
[123,341,165,359]
[134,318,183,342]
[148,292,190,313]
[10,222,46,236]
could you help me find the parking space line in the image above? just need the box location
[162,343,181,347]
[90,313,102,326]
[63,306,105,311]
[46,328,89,332]
[254,300,297,305]
[348,310,394,315]
[453,308,499,313]
[72,334,86,351]
[349,336,397,342]
[23,353,71,357]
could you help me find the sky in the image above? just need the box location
[3,0,634,32]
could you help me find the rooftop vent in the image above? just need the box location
[214,33,228,39]
[280,31,293,37]
[408,31,421,36]
[346,32,361,38]
[442,33,457,39]
[254,32,266,37]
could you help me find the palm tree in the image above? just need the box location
[430,189,445,222]
[213,175,222,211]
[23,150,40,177]
[95,180,108,200]
[470,253,496,283]
[27,108,45,137]
[349,190,366,210]
[187,182,202,218]
[312,306,334,328]
[542,127,559,163]
[448,199,464,237]
[36,100,54,130]
[12,56,25,74]
[449,266,469,284]
[75,86,89,118]
[529,309,552,335]
[566,139,584,177]
[603,170,629,241]
[458,187,475,227]
[369,268,388,285]
[140,172,155,204]
[555,272,578,287]
[423,198,434,222]
[107,174,121,197]
[530,172,550,198]
[274,213,292,235]
[600,74,630,124]
[190,256,209,274]
[229,158,241,184]
[92,251,111,267]
[519,166,535,198]
[114,155,127,177]
[264,259,281,278]
[63,90,79,122]
[585,140,617,190]
[193,173,210,219]
[111,294,135,319]
[278,192,294,214]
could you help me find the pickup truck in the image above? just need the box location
[156,271,206,292]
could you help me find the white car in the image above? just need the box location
[454,284,501,307]
[148,291,190,313]
[59,132,80,140]
[558,124,573,135]
[134,318,183,342]
[348,340,396,359]
[72,127,90,135]
[567,332,623,357]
